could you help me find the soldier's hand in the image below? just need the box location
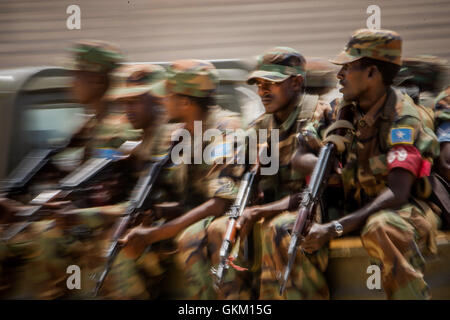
[236,206,261,239]
[119,225,157,259]
[313,101,332,121]
[302,222,333,253]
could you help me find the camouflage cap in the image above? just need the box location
[247,47,306,84]
[66,40,124,73]
[330,29,402,66]
[305,58,339,88]
[394,56,447,91]
[106,64,167,101]
[152,59,219,98]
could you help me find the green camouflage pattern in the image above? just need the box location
[0,220,71,299]
[340,88,439,203]
[434,86,450,143]
[251,95,329,202]
[60,111,141,162]
[66,40,124,73]
[394,56,447,93]
[361,201,440,299]
[158,59,219,98]
[173,106,244,299]
[311,87,440,299]
[305,58,339,89]
[330,29,402,66]
[163,106,244,207]
[64,120,181,299]
[259,211,329,299]
[248,47,306,84]
[0,111,140,300]
[106,64,167,100]
[201,95,331,299]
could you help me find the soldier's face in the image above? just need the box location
[163,93,185,122]
[255,77,298,114]
[337,60,369,101]
[123,95,151,129]
[71,71,108,104]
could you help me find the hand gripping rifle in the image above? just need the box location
[210,167,258,288]
[279,105,355,295]
[93,144,174,297]
[211,141,269,288]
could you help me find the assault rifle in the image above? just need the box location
[93,145,174,297]
[279,105,355,295]
[0,141,141,241]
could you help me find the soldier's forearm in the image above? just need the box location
[149,197,230,242]
[336,168,415,236]
[253,195,292,221]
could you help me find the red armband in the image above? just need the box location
[387,145,431,178]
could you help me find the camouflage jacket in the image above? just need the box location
[339,87,439,206]
[220,94,329,205]
[56,103,141,166]
[434,86,450,143]
[161,106,244,209]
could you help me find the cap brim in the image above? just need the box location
[329,51,362,65]
[148,80,168,98]
[106,80,168,101]
[106,86,152,101]
[247,70,290,85]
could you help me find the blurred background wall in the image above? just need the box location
[1,0,449,68]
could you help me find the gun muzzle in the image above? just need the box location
[279,233,300,296]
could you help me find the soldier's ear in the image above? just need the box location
[368,66,377,78]
[291,75,304,90]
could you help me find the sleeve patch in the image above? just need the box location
[387,145,429,177]
[210,142,233,162]
[390,127,414,145]
[437,122,450,143]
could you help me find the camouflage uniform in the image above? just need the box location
[205,47,331,300]
[0,41,139,299]
[431,86,450,228]
[328,29,440,299]
[57,40,140,166]
[63,64,184,300]
[144,60,245,299]
[434,86,450,144]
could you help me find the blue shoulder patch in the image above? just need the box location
[437,121,450,143]
[93,148,122,159]
[210,142,233,161]
[390,127,414,145]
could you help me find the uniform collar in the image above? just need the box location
[269,97,302,134]
[357,88,392,127]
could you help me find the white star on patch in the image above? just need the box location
[396,131,405,139]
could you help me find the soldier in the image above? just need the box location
[282,29,440,299]
[430,86,450,229]
[0,40,137,299]
[201,47,332,300]
[433,86,450,181]
[119,59,244,299]
[60,63,186,299]
[61,40,140,165]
